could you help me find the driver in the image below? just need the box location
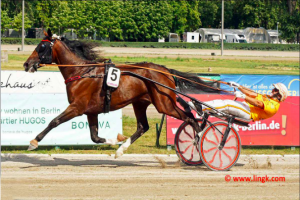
[188,82,288,121]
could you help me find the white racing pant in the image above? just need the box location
[191,100,251,120]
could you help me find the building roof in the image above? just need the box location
[196,28,244,35]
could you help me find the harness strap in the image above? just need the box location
[65,76,82,84]
[65,74,105,84]
[42,39,52,43]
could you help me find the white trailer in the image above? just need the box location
[169,33,180,42]
[225,34,247,43]
[212,34,226,42]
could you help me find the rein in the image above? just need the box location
[38,63,296,107]
[39,63,232,94]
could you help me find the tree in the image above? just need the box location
[169,0,189,34]
[198,1,219,28]
[51,1,72,35]
[36,0,61,28]
[11,12,32,37]
[279,0,300,43]
[186,0,201,31]
[1,10,11,34]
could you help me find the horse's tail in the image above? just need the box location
[169,69,220,93]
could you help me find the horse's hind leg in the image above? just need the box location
[115,101,150,158]
[87,114,127,144]
[153,95,202,133]
[28,103,85,150]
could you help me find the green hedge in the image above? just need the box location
[1,38,42,45]
[2,38,299,51]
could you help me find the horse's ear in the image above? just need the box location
[47,28,52,38]
[43,29,48,37]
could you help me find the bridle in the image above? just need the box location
[34,39,56,70]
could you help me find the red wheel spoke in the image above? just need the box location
[189,146,194,161]
[183,128,193,139]
[219,151,223,168]
[209,149,218,164]
[193,129,196,137]
[195,145,200,153]
[226,135,236,143]
[180,144,193,154]
[223,146,237,150]
[222,150,232,162]
[179,139,192,143]
[222,127,226,133]
[212,129,219,143]
[204,137,218,146]
[203,147,217,153]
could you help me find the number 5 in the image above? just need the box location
[111,69,118,81]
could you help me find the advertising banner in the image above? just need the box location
[1,71,122,145]
[220,75,299,97]
[166,75,299,146]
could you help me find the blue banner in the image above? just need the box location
[220,75,299,96]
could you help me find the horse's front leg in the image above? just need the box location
[28,103,86,150]
[87,114,127,145]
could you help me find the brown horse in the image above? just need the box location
[24,29,219,158]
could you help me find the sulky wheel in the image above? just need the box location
[174,119,204,166]
[199,121,241,171]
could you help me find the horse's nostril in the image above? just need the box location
[24,63,29,68]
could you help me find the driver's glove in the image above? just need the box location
[234,91,246,99]
[229,81,240,88]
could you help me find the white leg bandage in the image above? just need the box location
[104,138,119,145]
[115,138,131,158]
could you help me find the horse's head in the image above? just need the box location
[24,28,56,73]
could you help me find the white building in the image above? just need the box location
[64,29,78,40]
[183,32,200,43]
[267,30,285,44]
[158,36,165,42]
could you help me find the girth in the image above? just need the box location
[103,60,117,113]
[64,60,117,114]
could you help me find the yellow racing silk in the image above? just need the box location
[248,94,280,121]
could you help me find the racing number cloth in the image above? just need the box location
[248,94,280,121]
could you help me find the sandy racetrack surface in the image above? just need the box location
[1,154,299,200]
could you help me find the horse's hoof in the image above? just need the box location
[115,150,123,159]
[28,139,38,151]
[117,133,127,142]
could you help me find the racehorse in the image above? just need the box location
[24,29,219,157]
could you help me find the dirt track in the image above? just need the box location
[1,154,299,200]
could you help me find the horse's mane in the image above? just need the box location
[60,37,103,63]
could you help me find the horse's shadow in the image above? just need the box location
[1,154,244,171]
[1,154,176,169]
